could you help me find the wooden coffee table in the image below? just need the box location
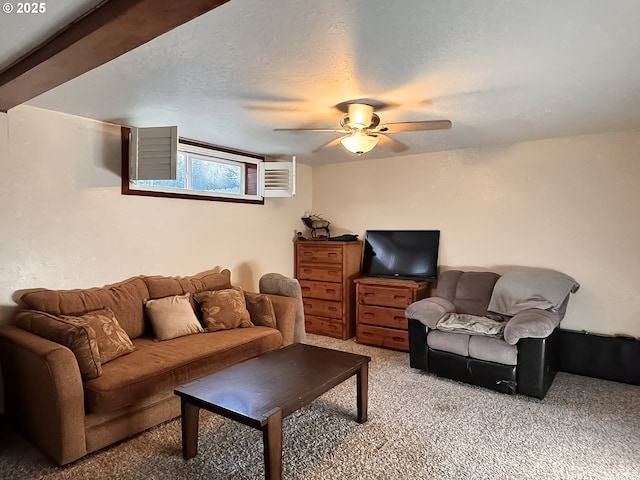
[174,343,371,480]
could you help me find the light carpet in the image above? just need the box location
[1,334,639,479]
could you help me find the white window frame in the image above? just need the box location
[130,143,259,201]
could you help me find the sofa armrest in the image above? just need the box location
[503,308,561,345]
[0,325,87,465]
[263,294,297,347]
[405,297,456,329]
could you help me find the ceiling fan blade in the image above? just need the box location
[273,127,349,133]
[312,135,347,152]
[375,133,409,153]
[373,120,452,133]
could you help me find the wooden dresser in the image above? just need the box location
[355,277,430,351]
[294,240,363,340]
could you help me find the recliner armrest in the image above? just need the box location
[405,297,456,329]
[503,308,561,345]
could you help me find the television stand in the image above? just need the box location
[354,277,431,351]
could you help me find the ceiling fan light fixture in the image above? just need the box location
[350,103,374,129]
[340,132,378,155]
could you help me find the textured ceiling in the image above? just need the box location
[4,0,640,165]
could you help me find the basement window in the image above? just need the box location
[122,128,264,204]
[132,144,254,198]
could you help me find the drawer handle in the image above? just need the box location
[328,253,337,257]
[325,289,337,294]
[361,331,374,337]
[301,287,311,293]
[394,316,404,322]
[392,337,405,342]
[328,307,338,312]
[394,295,408,301]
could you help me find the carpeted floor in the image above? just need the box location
[1,334,639,479]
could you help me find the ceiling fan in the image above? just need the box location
[274,102,452,155]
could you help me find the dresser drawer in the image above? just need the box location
[359,305,408,329]
[302,298,342,319]
[357,324,409,351]
[298,265,342,282]
[305,315,344,339]
[297,245,343,264]
[299,280,341,301]
[359,285,413,308]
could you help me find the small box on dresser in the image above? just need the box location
[295,240,363,340]
[355,277,430,351]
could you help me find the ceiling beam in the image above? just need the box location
[0,0,231,112]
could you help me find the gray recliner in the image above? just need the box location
[406,269,579,399]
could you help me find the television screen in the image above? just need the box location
[362,230,440,281]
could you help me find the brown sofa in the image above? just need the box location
[0,268,297,465]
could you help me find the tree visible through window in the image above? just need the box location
[191,157,241,194]
[133,152,243,195]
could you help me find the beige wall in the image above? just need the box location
[312,130,640,337]
[0,106,312,324]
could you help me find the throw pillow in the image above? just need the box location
[62,308,136,364]
[144,293,204,341]
[15,310,102,380]
[244,292,277,328]
[194,289,254,332]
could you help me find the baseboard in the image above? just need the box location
[558,329,640,385]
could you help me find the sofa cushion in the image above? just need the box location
[194,289,253,332]
[453,272,500,315]
[20,276,150,339]
[83,327,282,414]
[244,292,276,328]
[15,310,103,380]
[144,268,232,309]
[434,270,464,301]
[144,293,203,341]
[62,308,136,364]
[427,330,470,357]
[469,336,518,365]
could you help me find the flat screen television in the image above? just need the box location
[362,230,440,282]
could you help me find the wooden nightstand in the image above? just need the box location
[295,240,363,340]
[355,277,430,351]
